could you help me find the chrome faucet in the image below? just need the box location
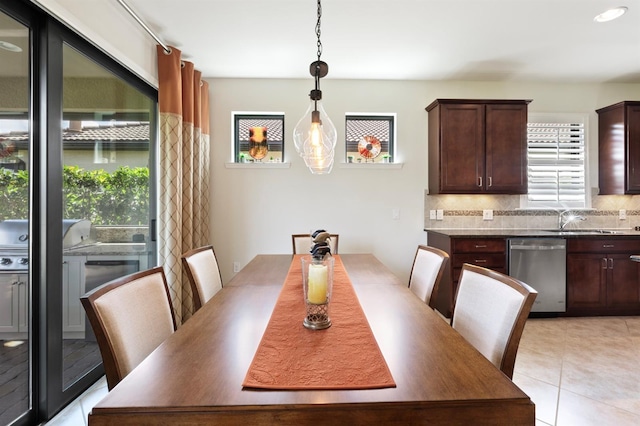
[558,210,586,229]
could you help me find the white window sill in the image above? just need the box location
[225,162,291,169]
[338,162,404,169]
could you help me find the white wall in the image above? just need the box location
[210,79,640,284]
[210,79,430,284]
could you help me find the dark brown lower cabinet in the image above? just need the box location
[426,231,506,317]
[567,239,640,316]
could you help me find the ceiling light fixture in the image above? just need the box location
[293,0,337,175]
[0,41,22,52]
[594,6,628,22]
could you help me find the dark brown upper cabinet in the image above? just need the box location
[597,101,640,194]
[427,99,531,194]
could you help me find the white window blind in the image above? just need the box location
[525,116,586,208]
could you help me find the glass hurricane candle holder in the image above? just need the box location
[301,255,334,330]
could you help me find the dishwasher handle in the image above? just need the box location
[85,260,139,267]
[509,244,566,251]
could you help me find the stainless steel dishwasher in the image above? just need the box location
[508,238,566,313]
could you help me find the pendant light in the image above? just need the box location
[293,0,337,175]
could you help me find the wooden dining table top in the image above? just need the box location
[88,254,534,426]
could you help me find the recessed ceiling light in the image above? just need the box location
[0,40,22,52]
[4,340,25,348]
[594,6,628,22]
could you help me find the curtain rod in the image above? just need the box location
[116,0,171,54]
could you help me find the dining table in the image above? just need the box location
[87,254,534,425]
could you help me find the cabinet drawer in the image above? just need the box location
[453,238,505,253]
[453,266,507,283]
[568,239,640,253]
[452,253,506,268]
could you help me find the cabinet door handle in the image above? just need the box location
[602,244,615,248]
[602,258,608,269]
[478,177,482,187]
[474,259,487,263]
[488,176,492,187]
[609,258,614,269]
[474,245,487,248]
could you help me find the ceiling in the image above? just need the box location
[120,0,640,83]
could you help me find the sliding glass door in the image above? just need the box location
[42,18,158,420]
[60,43,156,391]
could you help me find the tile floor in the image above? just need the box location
[513,316,640,426]
[46,316,640,426]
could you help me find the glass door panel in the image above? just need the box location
[0,10,30,426]
[61,44,155,389]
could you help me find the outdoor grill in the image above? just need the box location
[0,219,92,272]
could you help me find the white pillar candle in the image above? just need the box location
[307,263,328,304]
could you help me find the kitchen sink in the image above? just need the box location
[544,229,620,235]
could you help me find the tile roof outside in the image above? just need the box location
[1,123,149,143]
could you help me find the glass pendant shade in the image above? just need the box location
[293,99,337,174]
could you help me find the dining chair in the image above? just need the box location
[292,233,339,254]
[451,263,537,379]
[181,245,223,312]
[80,266,177,390]
[407,245,449,309]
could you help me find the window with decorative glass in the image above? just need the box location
[233,113,284,163]
[523,113,588,209]
[345,114,395,163]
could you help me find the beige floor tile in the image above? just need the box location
[560,361,640,415]
[513,316,640,425]
[556,389,640,426]
[564,317,630,337]
[515,346,563,386]
[624,317,640,336]
[524,318,569,334]
[513,373,559,426]
[563,336,640,374]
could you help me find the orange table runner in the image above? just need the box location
[242,255,396,390]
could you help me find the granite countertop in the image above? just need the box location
[424,228,640,238]
[63,242,149,256]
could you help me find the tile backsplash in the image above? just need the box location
[424,191,640,230]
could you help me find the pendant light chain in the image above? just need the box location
[316,0,323,64]
[314,0,323,96]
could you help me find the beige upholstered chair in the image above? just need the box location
[181,245,223,312]
[80,267,176,390]
[292,233,339,255]
[451,263,537,379]
[408,245,449,309]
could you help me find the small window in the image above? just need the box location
[345,114,395,163]
[523,113,588,209]
[233,113,284,163]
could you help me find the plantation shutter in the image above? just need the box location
[526,120,586,208]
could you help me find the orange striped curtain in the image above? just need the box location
[157,45,211,325]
